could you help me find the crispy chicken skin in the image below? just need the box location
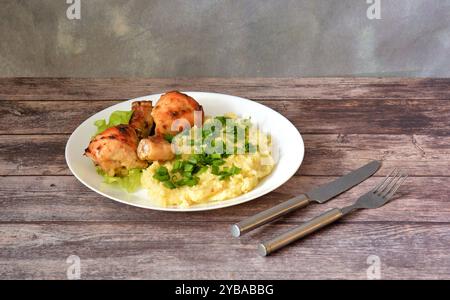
[137,135,175,162]
[85,125,148,176]
[152,91,204,136]
[129,101,154,139]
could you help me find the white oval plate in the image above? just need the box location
[66,92,304,212]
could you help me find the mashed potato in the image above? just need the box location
[141,115,275,208]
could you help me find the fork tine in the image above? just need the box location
[374,169,399,194]
[380,171,402,198]
[372,168,397,193]
[380,169,402,195]
[384,174,408,200]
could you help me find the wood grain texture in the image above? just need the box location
[1,77,450,101]
[2,99,450,135]
[0,176,448,223]
[0,222,449,279]
[0,77,449,280]
[0,134,448,176]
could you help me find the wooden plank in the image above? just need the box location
[301,134,450,176]
[0,101,119,135]
[1,78,450,101]
[0,222,449,279]
[2,99,450,135]
[0,176,448,223]
[1,134,448,176]
[0,135,68,176]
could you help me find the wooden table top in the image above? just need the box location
[1,77,449,279]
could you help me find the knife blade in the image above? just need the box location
[306,160,381,203]
[230,160,381,237]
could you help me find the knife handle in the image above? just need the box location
[258,208,344,256]
[230,194,311,237]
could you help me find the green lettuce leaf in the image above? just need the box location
[94,110,134,135]
[97,168,143,192]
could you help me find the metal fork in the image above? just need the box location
[258,169,408,256]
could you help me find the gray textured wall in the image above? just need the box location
[1,0,449,77]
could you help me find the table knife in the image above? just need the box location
[230,160,381,237]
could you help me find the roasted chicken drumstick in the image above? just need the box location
[129,101,153,139]
[85,124,148,176]
[84,100,153,176]
[137,91,204,162]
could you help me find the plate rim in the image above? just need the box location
[65,91,304,212]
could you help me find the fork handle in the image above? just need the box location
[231,194,311,237]
[258,208,344,256]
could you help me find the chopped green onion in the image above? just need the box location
[230,165,242,175]
[187,157,198,164]
[211,165,220,175]
[196,166,208,175]
[184,163,194,172]
[212,159,225,166]
[210,153,222,159]
[172,160,182,171]
[163,181,176,189]
[153,173,170,182]
[156,166,169,175]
